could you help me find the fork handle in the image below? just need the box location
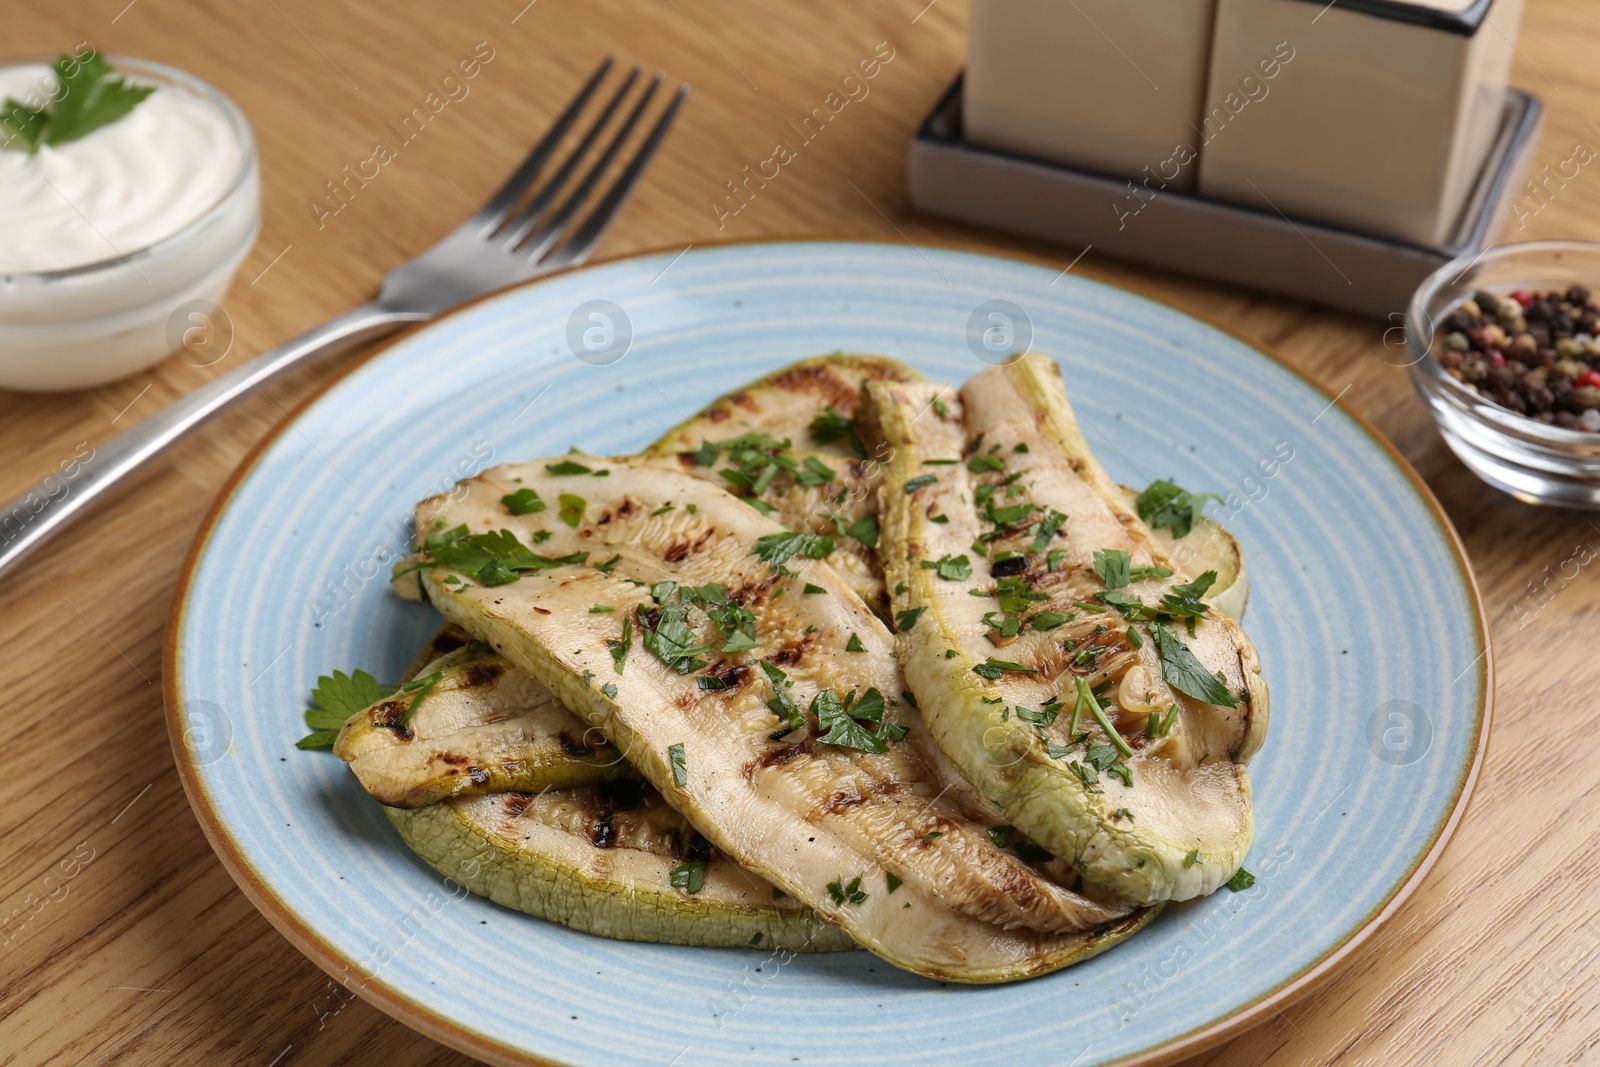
[0,300,423,582]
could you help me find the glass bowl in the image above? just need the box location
[0,56,259,392]
[1406,240,1600,508]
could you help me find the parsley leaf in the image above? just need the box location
[306,669,389,727]
[500,488,546,514]
[1093,548,1132,589]
[921,554,971,581]
[885,872,903,894]
[760,661,805,731]
[558,494,586,527]
[796,455,837,487]
[1030,508,1068,552]
[1226,867,1256,892]
[843,512,879,548]
[1159,570,1218,619]
[688,440,720,466]
[809,407,864,455]
[545,460,592,475]
[425,528,587,587]
[845,633,865,653]
[1151,622,1238,706]
[5,52,156,154]
[894,606,925,632]
[606,616,632,674]
[826,874,869,906]
[904,474,938,493]
[812,688,889,753]
[668,742,688,785]
[1136,479,1221,539]
[637,604,714,675]
[752,531,834,569]
[670,859,704,893]
[967,453,1005,473]
[971,657,1036,680]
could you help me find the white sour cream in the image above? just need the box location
[0,64,242,273]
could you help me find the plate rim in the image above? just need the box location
[162,235,1493,1067]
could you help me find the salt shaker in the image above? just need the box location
[1198,0,1525,245]
[964,0,1218,190]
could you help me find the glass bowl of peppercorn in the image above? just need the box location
[1406,241,1600,508]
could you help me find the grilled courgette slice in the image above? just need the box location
[861,356,1269,903]
[409,458,1155,982]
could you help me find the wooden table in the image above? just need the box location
[2,1,1589,1063]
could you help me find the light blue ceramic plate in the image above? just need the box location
[166,241,1490,1067]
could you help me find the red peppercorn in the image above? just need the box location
[1512,289,1535,309]
[1576,369,1600,390]
[1488,351,1507,369]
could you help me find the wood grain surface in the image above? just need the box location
[0,1,1591,1064]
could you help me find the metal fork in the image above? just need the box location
[0,57,686,581]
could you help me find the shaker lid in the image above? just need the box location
[1284,0,1494,34]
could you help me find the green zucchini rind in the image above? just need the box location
[389,782,856,952]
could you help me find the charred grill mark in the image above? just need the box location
[765,633,813,667]
[558,731,594,757]
[372,700,413,741]
[705,406,730,423]
[662,540,691,563]
[703,663,749,691]
[462,663,502,687]
[503,793,532,817]
[755,741,811,770]
[991,555,1027,578]
[730,391,757,411]
[597,512,612,525]
[823,791,866,814]
[433,752,470,766]
[769,365,856,410]
[467,767,490,786]
[618,498,635,516]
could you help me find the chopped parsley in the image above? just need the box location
[601,682,617,698]
[606,616,632,674]
[803,583,828,595]
[826,874,868,906]
[1152,623,1238,706]
[809,407,864,456]
[845,633,866,653]
[812,687,896,752]
[1092,548,1132,589]
[557,493,586,528]
[967,453,1005,473]
[1136,479,1221,539]
[423,526,587,587]
[670,860,704,893]
[843,512,879,548]
[545,460,593,475]
[885,872,903,894]
[588,604,614,613]
[1183,849,1200,868]
[752,530,835,569]
[593,553,621,573]
[668,742,688,785]
[972,657,1036,680]
[500,488,546,514]
[1226,867,1256,892]
[894,606,925,632]
[398,669,446,726]
[904,474,939,494]
[637,603,713,674]
[760,661,805,732]
[922,554,972,581]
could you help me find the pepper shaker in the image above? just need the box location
[1197,0,1525,245]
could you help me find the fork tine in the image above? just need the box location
[515,73,664,264]
[540,82,690,271]
[477,55,615,233]
[500,66,643,247]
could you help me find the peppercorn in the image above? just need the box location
[1433,286,1600,432]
